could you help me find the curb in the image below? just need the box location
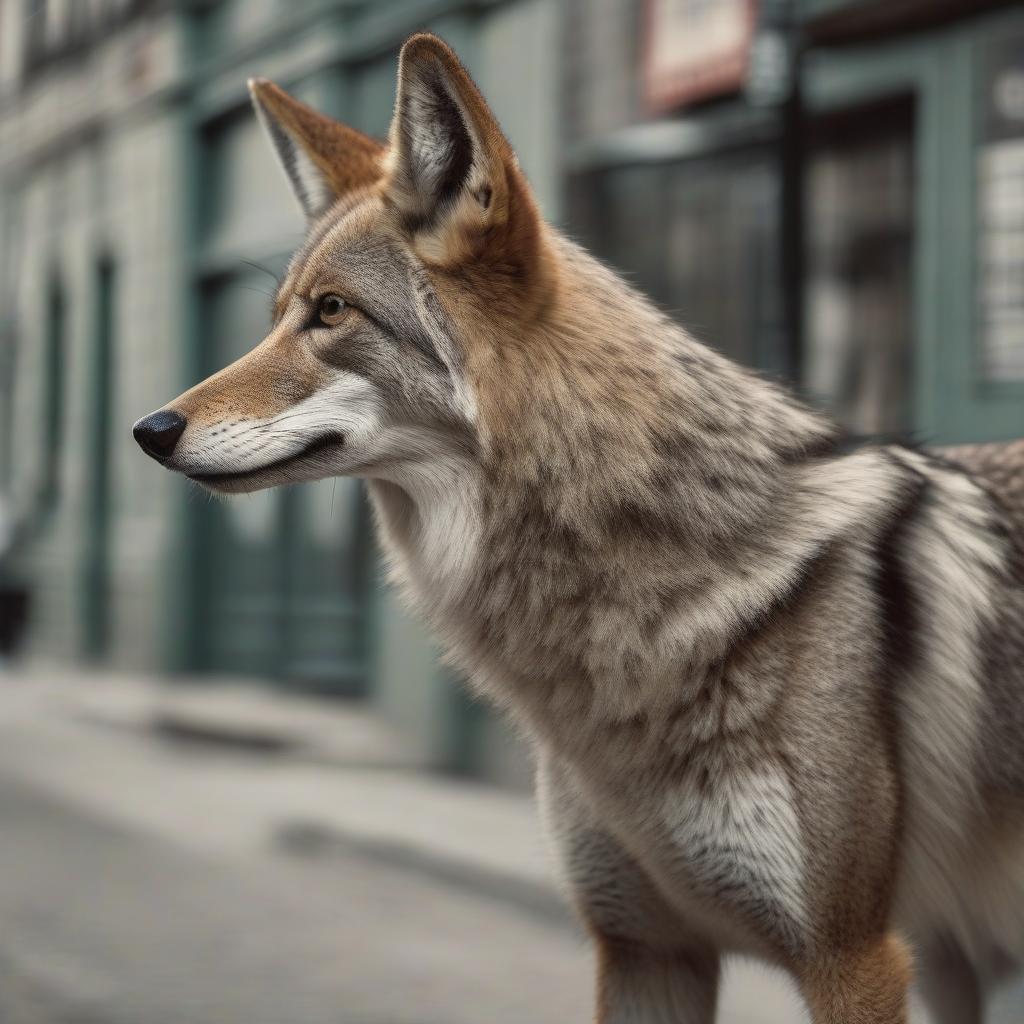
[150,710,302,754]
[273,818,575,930]
[42,671,425,770]
[6,666,564,928]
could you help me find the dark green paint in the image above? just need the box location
[40,276,65,516]
[81,259,115,661]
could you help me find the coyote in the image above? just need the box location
[134,33,1024,1024]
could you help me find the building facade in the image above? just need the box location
[0,0,560,785]
[567,0,1024,446]
[1,0,1022,785]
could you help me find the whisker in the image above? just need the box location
[232,284,277,301]
[239,259,283,286]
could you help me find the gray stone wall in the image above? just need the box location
[0,2,188,667]
[0,0,560,789]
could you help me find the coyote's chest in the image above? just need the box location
[466,633,815,956]
[555,722,813,959]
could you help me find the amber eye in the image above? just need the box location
[317,294,347,326]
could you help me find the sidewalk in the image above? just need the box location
[0,664,803,1021]
[6,666,1024,1022]
[1,663,558,905]
[0,666,592,1024]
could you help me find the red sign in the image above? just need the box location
[643,0,757,112]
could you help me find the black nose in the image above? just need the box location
[133,410,187,461]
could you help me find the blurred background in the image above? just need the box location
[0,1,1023,1022]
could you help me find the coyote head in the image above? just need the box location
[135,30,835,586]
[134,34,548,494]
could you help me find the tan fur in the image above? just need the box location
[801,934,913,1024]
[249,79,384,199]
[135,34,1024,1023]
[170,324,328,426]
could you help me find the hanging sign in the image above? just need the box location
[643,0,756,112]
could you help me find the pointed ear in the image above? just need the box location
[248,78,385,220]
[387,34,520,263]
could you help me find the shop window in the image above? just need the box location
[804,98,915,436]
[567,148,781,371]
[665,154,780,370]
[977,31,1024,382]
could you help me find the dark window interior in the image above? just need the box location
[567,147,782,371]
[804,96,916,436]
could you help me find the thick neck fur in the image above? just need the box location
[370,231,901,752]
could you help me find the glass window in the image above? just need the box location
[665,152,780,369]
[977,31,1024,382]
[804,98,915,436]
[199,110,305,264]
[567,147,780,370]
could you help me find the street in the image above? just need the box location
[0,770,592,1024]
[0,677,594,1024]
[0,672,1021,1024]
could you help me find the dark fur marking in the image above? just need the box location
[781,428,850,463]
[921,446,1023,582]
[872,458,930,685]
[263,116,316,213]
[865,454,930,918]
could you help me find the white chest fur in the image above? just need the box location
[367,457,483,615]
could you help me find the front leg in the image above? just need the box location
[597,939,719,1024]
[800,934,912,1024]
[538,755,719,1024]
[914,933,982,1024]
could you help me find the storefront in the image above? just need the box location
[566,0,1024,445]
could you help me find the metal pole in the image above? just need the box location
[748,0,804,384]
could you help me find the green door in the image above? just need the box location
[281,478,372,694]
[195,267,289,677]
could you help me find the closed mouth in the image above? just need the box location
[187,432,345,485]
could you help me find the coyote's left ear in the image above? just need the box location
[387,34,526,265]
[249,78,385,219]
